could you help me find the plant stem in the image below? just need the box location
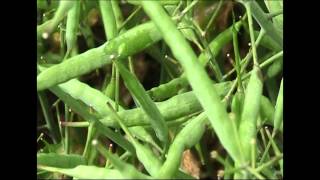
[203,0,224,36]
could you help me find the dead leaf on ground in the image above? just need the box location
[181,149,201,179]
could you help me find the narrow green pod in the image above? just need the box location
[239,66,263,162]
[100,83,230,128]
[147,21,243,102]
[142,1,244,164]
[37,1,75,38]
[231,92,245,127]
[65,1,80,59]
[37,153,87,168]
[260,95,275,126]
[99,0,117,40]
[37,21,162,91]
[38,67,155,154]
[111,0,124,29]
[157,113,208,178]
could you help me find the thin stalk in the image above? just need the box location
[203,0,224,36]
[195,143,205,165]
[172,1,184,17]
[256,154,283,173]
[259,127,267,148]
[165,55,179,65]
[60,121,89,127]
[266,10,283,20]
[246,167,265,180]
[265,128,281,156]
[259,139,272,165]
[37,133,44,142]
[232,12,244,92]
[242,51,283,80]
[55,104,64,147]
[111,0,124,29]
[211,150,227,167]
[246,3,259,66]
[223,79,237,103]
[176,0,199,21]
[239,29,265,76]
[118,6,142,31]
[51,99,61,108]
[100,0,119,106]
[224,50,282,103]
[177,25,203,51]
[192,19,223,81]
[64,104,70,154]
[105,144,113,168]
[251,138,256,168]
[38,92,61,143]
[128,56,135,75]
[115,69,120,112]
[82,121,98,160]
[60,24,65,59]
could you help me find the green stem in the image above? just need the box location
[61,121,89,127]
[176,0,199,21]
[256,154,283,173]
[266,10,283,20]
[192,19,223,82]
[203,0,224,36]
[64,104,70,154]
[38,92,61,143]
[242,51,283,80]
[232,13,244,92]
[118,6,142,31]
[245,3,259,66]
[115,69,120,112]
[246,167,265,179]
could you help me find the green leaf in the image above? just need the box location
[264,0,283,33]
[114,60,169,148]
